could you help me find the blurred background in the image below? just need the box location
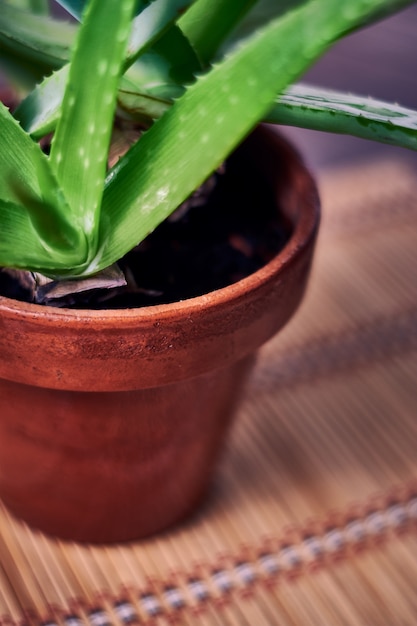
[280,3,417,173]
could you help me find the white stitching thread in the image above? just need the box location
[14,491,417,625]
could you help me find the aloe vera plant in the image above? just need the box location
[1,0,417,283]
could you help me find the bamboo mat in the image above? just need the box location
[1,159,417,625]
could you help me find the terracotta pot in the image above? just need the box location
[0,128,319,543]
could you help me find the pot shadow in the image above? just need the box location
[181,355,417,533]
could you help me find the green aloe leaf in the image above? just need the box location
[17,60,179,139]
[107,23,201,123]
[117,75,172,122]
[266,84,417,151]
[124,25,199,99]
[0,2,75,73]
[220,0,306,54]
[0,199,80,272]
[7,0,50,13]
[127,0,198,67]
[28,0,49,14]
[99,80,417,154]
[0,101,57,208]
[178,0,257,65]
[49,0,137,271]
[97,0,417,273]
[14,0,199,138]
[13,65,70,138]
[0,102,86,271]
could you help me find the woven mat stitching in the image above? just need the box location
[1,485,416,626]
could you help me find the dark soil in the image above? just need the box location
[0,146,291,309]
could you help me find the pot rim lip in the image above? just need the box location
[0,199,319,325]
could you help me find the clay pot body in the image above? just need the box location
[0,128,319,543]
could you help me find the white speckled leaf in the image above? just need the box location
[266,84,417,151]
[98,0,414,272]
[14,0,198,139]
[0,102,86,272]
[49,0,136,267]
